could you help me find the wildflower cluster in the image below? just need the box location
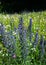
[0,23,16,58]
[0,17,46,65]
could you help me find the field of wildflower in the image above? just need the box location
[0,11,46,65]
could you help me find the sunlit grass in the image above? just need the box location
[0,11,46,39]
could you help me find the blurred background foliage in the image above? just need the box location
[0,0,46,13]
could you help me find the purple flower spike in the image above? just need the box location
[18,18,28,60]
[27,18,32,41]
[18,17,23,43]
[33,32,39,48]
[40,35,45,56]
[0,23,5,36]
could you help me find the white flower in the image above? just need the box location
[13,31,16,35]
[6,53,8,56]
[5,30,7,32]
[33,34,34,37]
[30,43,32,46]
[31,48,36,51]
[2,54,5,56]
[0,50,2,54]
[32,57,34,59]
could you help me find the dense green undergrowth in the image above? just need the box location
[0,11,46,65]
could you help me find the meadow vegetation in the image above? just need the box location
[0,11,46,65]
